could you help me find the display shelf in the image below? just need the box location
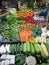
[0,41,21,44]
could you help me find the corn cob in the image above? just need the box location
[41,43,49,57]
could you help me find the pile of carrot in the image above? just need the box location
[17,13,26,18]
[26,10,34,17]
[20,30,33,42]
[16,10,34,18]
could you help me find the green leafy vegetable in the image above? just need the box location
[15,55,25,65]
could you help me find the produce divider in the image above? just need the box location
[0,41,21,44]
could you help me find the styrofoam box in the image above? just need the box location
[9,55,15,64]
[1,54,6,59]
[1,61,5,65]
[4,60,10,65]
[6,55,11,60]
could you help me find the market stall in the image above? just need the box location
[0,0,49,65]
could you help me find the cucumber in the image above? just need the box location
[20,43,23,52]
[17,43,20,53]
[23,43,27,53]
[37,44,46,58]
[26,42,30,53]
[37,44,41,51]
[15,44,17,53]
[37,44,42,54]
[34,43,41,54]
[45,43,49,54]
[30,44,35,54]
[10,44,15,54]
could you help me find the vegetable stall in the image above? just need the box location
[0,1,49,65]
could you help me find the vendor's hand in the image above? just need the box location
[0,11,9,18]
